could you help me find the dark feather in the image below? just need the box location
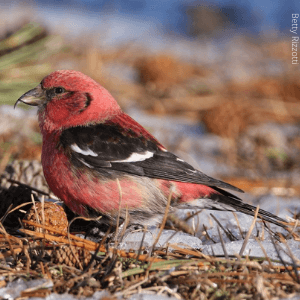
[60,121,243,193]
[208,189,286,228]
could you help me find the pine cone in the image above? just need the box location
[52,245,92,269]
[23,202,68,234]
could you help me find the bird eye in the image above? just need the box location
[54,87,65,94]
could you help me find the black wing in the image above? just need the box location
[60,122,243,193]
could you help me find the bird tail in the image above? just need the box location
[211,187,287,229]
[180,186,288,229]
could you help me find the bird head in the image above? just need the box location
[15,70,121,132]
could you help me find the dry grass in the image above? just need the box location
[0,203,298,299]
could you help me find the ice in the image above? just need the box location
[203,210,287,242]
[279,296,300,300]
[130,294,179,300]
[0,278,52,300]
[27,290,176,300]
[30,294,75,300]
[0,278,27,300]
[119,228,202,251]
[176,208,256,242]
[27,290,110,300]
[175,192,298,244]
[202,239,300,264]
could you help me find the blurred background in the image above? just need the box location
[0,0,300,198]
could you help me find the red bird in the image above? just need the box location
[15,70,286,228]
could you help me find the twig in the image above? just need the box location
[232,212,244,239]
[0,222,17,263]
[167,213,194,235]
[239,206,259,257]
[217,226,229,260]
[203,224,216,243]
[41,196,45,232]
[285,219,299,240]
[0,204,14,224]
[270,233,297,282]
[210,213,236,241]
[150,185,174,256]
[31,194,40,225]
[66,215,103,270]
[116,278,149,297]
[281,239,300,283]
[20,227,164,263]
[254,237,273,268]
[136,225,147,262]
[114,178,123,246]
[146,185,174,277]
[7,179,51,196]
[4,201,33,216]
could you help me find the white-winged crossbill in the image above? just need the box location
[15,70,286,228]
